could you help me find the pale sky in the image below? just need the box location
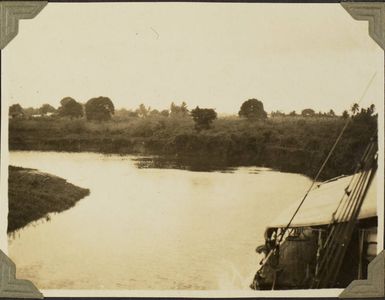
[2,2,384,114]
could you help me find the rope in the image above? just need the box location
[276,71,377,244]
[253,72,377,286]
[312,140,377,288]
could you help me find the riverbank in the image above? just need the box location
[8,166,90,233]
[9,114,377,180]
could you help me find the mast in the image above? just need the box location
[312,139,377,288]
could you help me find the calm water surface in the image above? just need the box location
[8,151,311,290]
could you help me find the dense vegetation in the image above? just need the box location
[8,166,90,233]
[9,97,376,233]
[9,101,377,180]
[190,106,217,131]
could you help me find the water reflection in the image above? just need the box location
[8,213,56,239]
[132,155,238,172]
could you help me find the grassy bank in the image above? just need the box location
[9,114,377,180]
[8,166,90,233]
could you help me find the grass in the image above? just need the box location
[8,165,90,233]
[9,114,377,180]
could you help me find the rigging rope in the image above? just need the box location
[312,141,377,288]
[253,72,378,281]
[276,72,377,244]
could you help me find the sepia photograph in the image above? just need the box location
[0,1,384,297]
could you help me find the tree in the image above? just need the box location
[39,104,56,116]
[270,110,285,117]
[368,104,375,115]
[136,104,150,118]
[114,108,139,119]
[9,104,24,118]
[85,97,115,121]
[23,107,40,117]
[60,97,74,107]
[190,106,217,131]
[238,98,267,120]
[352,105,377,124]
[58,97,83,119]
[149,109,160,117]
[342,110,349,119]
[328,109,335,117]
[301,108,315,117]
[160,109,170,117]
[127,110,139,118]
[180,101,188,115]
[351,103,359,115]
[170,101,189,117]
[289,110,297,116]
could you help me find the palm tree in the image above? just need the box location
[351,103,359,115]
[368,104,375,115]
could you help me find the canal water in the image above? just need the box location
[8,151,311,290]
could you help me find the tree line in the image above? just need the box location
[9,97,376,132]
[9,97,114,121]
